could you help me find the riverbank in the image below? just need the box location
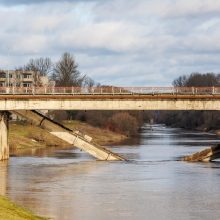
[9,120,127,152]
[0,196,47,220]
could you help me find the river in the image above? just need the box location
[0,124,220,220]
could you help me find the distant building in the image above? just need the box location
[0,70,54,87]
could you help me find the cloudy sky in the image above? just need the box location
[0,0,220,86]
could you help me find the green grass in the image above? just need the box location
[0,196,47,220]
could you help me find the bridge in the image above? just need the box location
[0,86,219,162]
[0,86,219,111]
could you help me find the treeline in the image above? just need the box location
[51,110,152,136]
[157,73,220,131]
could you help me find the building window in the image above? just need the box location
[0,73,6,78]
[9,74,13,78]
[23,74,32,79]
[23,83,32,87]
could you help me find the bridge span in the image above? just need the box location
[0,86,219,111]
[0,86,219,162]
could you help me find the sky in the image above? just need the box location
[0,0,220,86]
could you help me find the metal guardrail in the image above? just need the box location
[0,86,219,95]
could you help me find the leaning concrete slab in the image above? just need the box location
[183,144,220,162]
[0,112,9,161]
[11,110,125,161]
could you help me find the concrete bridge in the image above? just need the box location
[0,86,219,162]
[0,86,219,111]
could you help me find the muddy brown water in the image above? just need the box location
[0,124,220,220]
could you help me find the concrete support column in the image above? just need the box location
[0,112,9,161]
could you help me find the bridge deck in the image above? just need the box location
[0,94,219,100]
[0,87,219,110]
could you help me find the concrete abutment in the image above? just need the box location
[0,112,9,161]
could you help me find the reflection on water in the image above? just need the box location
[0,161,7,196]
[0,124,220,220]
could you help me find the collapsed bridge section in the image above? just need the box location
[0,110,125,161]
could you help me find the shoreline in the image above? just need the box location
[0,196,47,220]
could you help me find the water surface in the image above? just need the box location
[0,124,220,220]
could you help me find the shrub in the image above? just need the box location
[107,112,139,136]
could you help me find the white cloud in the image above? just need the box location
[0,0,220,85]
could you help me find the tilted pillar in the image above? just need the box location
[0,112,9,161]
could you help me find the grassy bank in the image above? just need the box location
[9,120,127,151]
[0,196,47,220]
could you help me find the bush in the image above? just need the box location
[107,112,139,136]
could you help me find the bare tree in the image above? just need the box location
[16,57,53,87]
[24,57,52,76]
[53,52,85,87]
[172,75,187,87]
[83,76,95,87]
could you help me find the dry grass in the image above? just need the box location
[9,122,69,151]
[9,120,127,152]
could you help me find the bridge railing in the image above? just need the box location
[0,86,219,95]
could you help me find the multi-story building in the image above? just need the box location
[0,70,52,87]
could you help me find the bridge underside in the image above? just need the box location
[0,95,219,111]
[0,110,125,161]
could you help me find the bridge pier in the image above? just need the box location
[0,112,9,161]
